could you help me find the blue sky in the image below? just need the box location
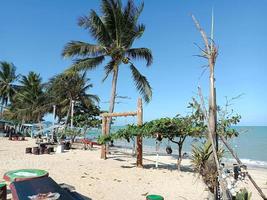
[0,0,266,125]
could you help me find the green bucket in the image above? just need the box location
[146,194,164,200]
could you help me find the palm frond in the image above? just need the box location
[62,41,105,58]
[102,59,115,82]
[130,63,152,103]
[69,56,105,71]
[127,48,152,66]
[80,10,112,46]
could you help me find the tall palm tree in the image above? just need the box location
[62,0,153,124]
[47,71,99,123]
[13,72,46,122]
[0,61,19,117]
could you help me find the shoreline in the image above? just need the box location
[112,143,267,170]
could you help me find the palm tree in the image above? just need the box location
[62,0,153,127]
[12,72,46,122]
[46,71,99,124]
[0,61,18,117]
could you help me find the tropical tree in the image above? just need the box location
[62,0,153,132]
[145,115,205,170]
[0,61,19,117]
[46,71,99,124]
[12,72,46,122]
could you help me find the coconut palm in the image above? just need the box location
[12,72,46,122]
[62,0,153,121]
[46,71,99,123]
[0,61,19,116]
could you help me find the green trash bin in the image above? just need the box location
[0,182,7,200]
[146,194,164,200]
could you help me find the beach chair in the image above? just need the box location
[10,177,79,200]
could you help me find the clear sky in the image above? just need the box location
[0,0,266,125]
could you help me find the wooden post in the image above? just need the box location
[101,117,107,159]
[136,98,143,167]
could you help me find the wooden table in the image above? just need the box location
[10,177,76,200]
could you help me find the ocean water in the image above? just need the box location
[86,126,267,168]
[226,126,267,167]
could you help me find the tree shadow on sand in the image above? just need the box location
[120,162,195,173]
[59,183,92,200]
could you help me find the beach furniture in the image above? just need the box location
[10,177,76,200]
[0,182,7,200]
[146,194,164,200]
[25,147,32,154]
[3,169,49,182]
[32,147,40,155]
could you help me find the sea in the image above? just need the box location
[86,126,267,168]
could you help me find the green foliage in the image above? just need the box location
[97,134,113,145]
[217,113,241,139]
[46,71,99,123]
[97,124,140,144]
[0,61,18,107]
[73,113,101,129]
[9,72,46,123]
[62,0,153,103]
[62,128,84,141]
[191,140,224,193]
[235,188,252,200]
[191,140,224,172]
[191,141,213,172]
[72,100,101,129]
[142,116,205,141]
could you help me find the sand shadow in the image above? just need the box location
[113,158,126,162]
[59,183,92,200]
[119,162,195,173]
[120,165,136,169]
[143,163,177,171]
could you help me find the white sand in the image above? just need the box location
[0,137,266,200]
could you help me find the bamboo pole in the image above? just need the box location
[220,135,267,200]
[136,98,143,167]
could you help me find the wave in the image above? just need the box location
[223,158,267,168]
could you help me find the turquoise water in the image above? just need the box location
[87,126,267,167]
[226,126,267,166]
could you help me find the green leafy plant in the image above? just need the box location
[191,140,224,193]
[63,128,84,143]
[235,188,252,200]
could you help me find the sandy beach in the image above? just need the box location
[0,137,266,200]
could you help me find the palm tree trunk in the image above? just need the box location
[65,99,72,128]
[105,65,119,155]
[106,65,119,135]
[0,100,4,118]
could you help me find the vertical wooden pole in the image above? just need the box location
[136,98,143,167]
[101,117,107,159]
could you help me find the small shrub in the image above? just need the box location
[235,188,252,200]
